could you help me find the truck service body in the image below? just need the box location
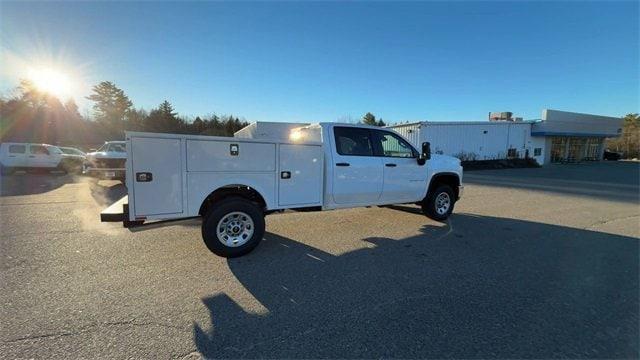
[102,122,463,257]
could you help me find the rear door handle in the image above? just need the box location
[336,163,350,167]
[385,163,397,167]
[28,155,36,158]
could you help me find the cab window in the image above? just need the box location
[374,131,415,158]
[334,127,374,156]
[9,145,26,154]
[30,145,49,155]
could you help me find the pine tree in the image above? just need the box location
[362,112,377,126]
[86,81,133,139]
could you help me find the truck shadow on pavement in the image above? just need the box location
[193,213,639,358]
[0,172,78,196]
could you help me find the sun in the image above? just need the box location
[27,67,73,100]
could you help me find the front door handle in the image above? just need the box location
[28,155,36,158]
[336,162,350,167]
[385,163,397,167]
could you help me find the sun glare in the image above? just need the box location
[27,67,73,100]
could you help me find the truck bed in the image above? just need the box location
[123,131,324,222]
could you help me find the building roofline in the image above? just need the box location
[389,120,538,127]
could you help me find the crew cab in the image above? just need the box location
[101,123,463,257]
[84,141,127,180]
[0,142,84,174]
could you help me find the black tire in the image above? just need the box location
[422,184,455,221]
[201,196,265,258]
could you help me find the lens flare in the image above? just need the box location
[290,129,303,142]
[27,67,72,99]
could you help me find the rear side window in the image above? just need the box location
[30,145,49,155]
[9,145,26,154]
[334,127,374,156]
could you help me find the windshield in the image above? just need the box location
[108,143,126,152]
[61,148,85,155]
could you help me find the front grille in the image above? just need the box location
[93,158,126,169]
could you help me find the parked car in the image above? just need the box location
[101,123,464,258]
[0,143,84,174]
[59,146,86,157]
[603,149,622,161]
[84,141,127,180]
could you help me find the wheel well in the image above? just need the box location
[199,185,267,216]
[428,173,460,199]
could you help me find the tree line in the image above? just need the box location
[606,113,640,159]
[5,78,634,158]
[0,80,249,148]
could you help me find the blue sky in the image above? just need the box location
[1,1,638,123]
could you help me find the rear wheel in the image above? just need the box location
[422,184,455,221]
[201,196,265,258]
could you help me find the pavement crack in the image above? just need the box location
[584,214,639,230]
[3,319,185,344]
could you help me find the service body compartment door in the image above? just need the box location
[187,140,275,172]
[131,137,183,216]
[278,144,323,207]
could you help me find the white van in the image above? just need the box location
[0,143,83,174]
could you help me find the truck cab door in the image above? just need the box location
[4,144,27,167]
[373,130,427,203]
[28,145,53,168]
[331,127,383,205]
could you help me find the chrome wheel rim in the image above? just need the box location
[216,211,254,247]
[435,192,451,215]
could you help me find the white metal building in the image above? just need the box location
[389,109,622,165]
[233,109,622,166]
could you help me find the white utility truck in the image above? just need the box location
[101,123,463,257]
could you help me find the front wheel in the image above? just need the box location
[201,196,265,258]
[422,185,455,221]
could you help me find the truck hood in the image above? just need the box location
[61,153,86,160]
[430,153,460,165]
[428,154,463,177]
[86,151,127,160]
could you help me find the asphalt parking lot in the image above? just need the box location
[1,162,638,359]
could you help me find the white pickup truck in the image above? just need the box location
[101,123,463,257]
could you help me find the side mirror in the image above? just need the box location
[417,142,431,165]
